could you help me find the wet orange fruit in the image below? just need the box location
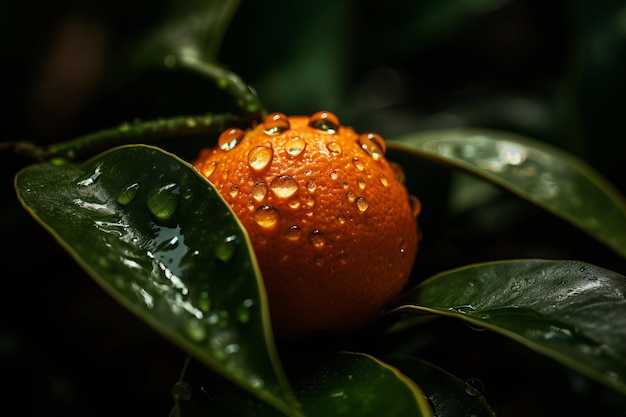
[194,111,420,339]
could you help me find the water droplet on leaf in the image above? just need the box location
[117,183,139,205]
[147,183,181,226]
[215,235,238,262]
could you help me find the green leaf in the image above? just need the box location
[386,356,496,417]
[175,352,434,417]
[392,259,626,394]
[133,0,241,67]
[389,128,626,258]
[292,352,432,417]
[14,145,298,416]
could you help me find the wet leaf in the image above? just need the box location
[14,145,299,416]
[392,259,626,394]
[389,129,626,258]
[174,352,433,417]
[386,356,496,417]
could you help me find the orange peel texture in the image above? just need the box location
[194,111,420,340]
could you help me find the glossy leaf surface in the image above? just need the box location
[386,356,496,417]
[389,129,626,258]
[14,145,298,415]
[175,352,433,417]
[393,259,626,394]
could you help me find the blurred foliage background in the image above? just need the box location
[2,0,626,415]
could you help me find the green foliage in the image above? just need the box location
[4,0,626,416]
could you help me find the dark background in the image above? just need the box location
[2,0,626,415]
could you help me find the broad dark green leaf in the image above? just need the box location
[389,129,626,258]
[174,352,433,417]
[392,259,626,394]
[14,145,298,416]
[132,0,240,69]
[386,356,496,417]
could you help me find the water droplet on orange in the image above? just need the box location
[389,161,405,184]
[358,133,386,160]
[346,191,356,203]
[288,199,301,209]
[306,195,315,207]
[219,128,244,151]
[254,205,280,228]
[338,252,348,265]
[355,196,369,212]
[248,146,273,171]
[310,229,326,248]
[309,111,340,133]
[270,175,299,198]
[357,178,366,190]
[285,136,306,157]
[327,142,342,155]
[263,112,290,134]
[352,157,365,171]
[284,225,302,241]
[337,214,346,224]
[201,161,218,178]
[409,195,421,218]
[330,170,338,180]
[229,184,239,197]
[251,182,268,201]
[378,173,389,187]
[306,179,316,192]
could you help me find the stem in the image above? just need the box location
[179,54,266,118]
[9,112,253,162]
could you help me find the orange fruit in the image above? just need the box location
[193,111,420,339]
